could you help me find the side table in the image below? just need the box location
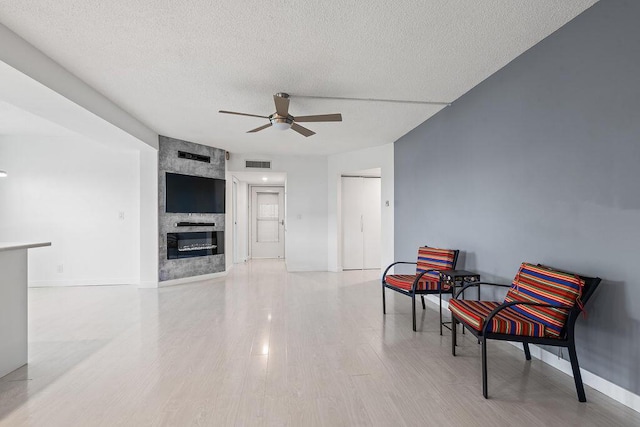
[438,269,481,335]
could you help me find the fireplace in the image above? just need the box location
[167,231,224,259]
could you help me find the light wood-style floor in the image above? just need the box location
[1,260,638,426]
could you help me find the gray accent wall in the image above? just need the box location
[394,0,640,394]
[158,135,226,281]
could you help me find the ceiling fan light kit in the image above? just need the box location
[269,115,293,131]
[219,92,342,137]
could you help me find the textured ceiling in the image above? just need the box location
[0,1,597,156]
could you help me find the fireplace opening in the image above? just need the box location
[167,231,224,259]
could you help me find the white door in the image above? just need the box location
[342,177,363,270]
[342,177,381,270]
[251,186,285,259]
[362,178,381,269]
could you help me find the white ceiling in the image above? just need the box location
[0,1,597,156]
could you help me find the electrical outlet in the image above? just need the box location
[57,264,64,273]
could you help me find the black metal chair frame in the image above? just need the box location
[382,249,460,332]
[450,271,601,402]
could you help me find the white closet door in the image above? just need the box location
[362,177,381,269]
[342,176,381,270]
[342,177,364,270]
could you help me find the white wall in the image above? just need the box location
[0,135,141,286]
[225,170,234,271]
[138,146,159,287]
[233,179,249,263]
[227,153,328,271]
[327,143,394,271]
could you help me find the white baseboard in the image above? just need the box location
[33,268,234,289]
[519,341,640,412]
[29,278,137,287]
[158,270,228,287]
[425,294,640,413]
[138,280,159,289]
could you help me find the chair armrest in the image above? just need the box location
[481,301,572,336]
[453,282,511,299]
[382,261,417,281]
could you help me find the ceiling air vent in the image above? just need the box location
[245,160,271,169]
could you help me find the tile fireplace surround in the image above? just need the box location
[158,135,225,282]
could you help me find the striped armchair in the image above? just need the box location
[382,246,459,331]
[448,263,601,402]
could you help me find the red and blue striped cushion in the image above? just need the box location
[504,263,584,338]
[448,299,546,337]
[385,274,448,291]
[416,247,456,283]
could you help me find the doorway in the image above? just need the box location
[250,186,285,259]
[342,175,381,270]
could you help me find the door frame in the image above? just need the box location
[248,185,286,259]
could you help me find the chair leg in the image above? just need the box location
[439,291,443,336]
[412,294,417,331]
[382,285,386,314]
[451,316,457,356]
[568,341,587,402]
[523,342,531,360]
[421,295,426,310]
[482,338,488,399]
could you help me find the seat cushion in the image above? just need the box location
[416,247,456,283]
[448,299,546,337]
[505,263,585,338]
[385,274,449,292]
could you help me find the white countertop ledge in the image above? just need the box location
[0,242,52,252]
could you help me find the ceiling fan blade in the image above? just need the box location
[247,123,272,133]
[291,123,315,137]
[219,110,269,119]
[273,94,290,116]
[293,113,342,123]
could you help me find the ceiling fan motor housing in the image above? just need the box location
[269,113,293,130]
[219,91,339,136]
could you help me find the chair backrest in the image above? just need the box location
[504,263,596,338]
[565,274,601,335]
[416,247,458,282]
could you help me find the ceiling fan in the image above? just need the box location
[219,93,342,137]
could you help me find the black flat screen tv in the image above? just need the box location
[165,172,225,213]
